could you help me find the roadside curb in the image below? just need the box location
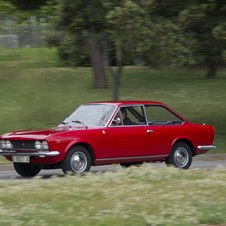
[1,154,226,172]
[193,154,226,161]
[0,164,14,172]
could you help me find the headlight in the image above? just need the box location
[41,141,49,151]
[0,140,13,149]
[5,140,13,149]
[0,140,6,149]
[34,141,42,150]
[34,140,49,151]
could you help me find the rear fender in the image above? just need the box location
[171,136,197,156]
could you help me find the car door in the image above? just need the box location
[144,104,186,155]
[107,105,156,158]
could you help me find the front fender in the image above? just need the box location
[64,138,95,157]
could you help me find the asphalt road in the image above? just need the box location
[0,160,226,182]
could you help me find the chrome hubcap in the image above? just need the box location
[174,147,189,167]
[70,151,87,173]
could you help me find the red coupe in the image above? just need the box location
[0,101,216,177]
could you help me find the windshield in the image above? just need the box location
[60,104,116,127]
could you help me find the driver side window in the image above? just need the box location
[110,106,146,126]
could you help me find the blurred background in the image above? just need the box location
[0,0,226,153]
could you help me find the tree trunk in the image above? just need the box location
[206,64,217,78]
[113,74,120,101]
[107,37,122,101]
[88,29,108,88]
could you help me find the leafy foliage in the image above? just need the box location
[105,0,226,77]
[3,0,226,77]
[149,0,226,77]
[7,0,48,10]
[0,0,16,15]
[56,0,109,67]
[178,0,226,77]
[3,0,226,83]
[58,31,90,67]
[57,0,108,32]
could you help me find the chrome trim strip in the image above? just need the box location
[96,155,169,161]
[2,148,37,151]
[197,145,217,150]
[0,149,60,157]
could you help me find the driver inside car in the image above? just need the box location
[116,107,132,125]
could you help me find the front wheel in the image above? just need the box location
[61,145,91,174]
[13,163,41,177]
[165,142,192,169]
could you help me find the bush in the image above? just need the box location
[57,32,90,67]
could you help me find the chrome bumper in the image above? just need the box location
[0,149,60,158]
[197,145,217,150]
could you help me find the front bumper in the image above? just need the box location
[0,149,60,158]
[197,145,217,150]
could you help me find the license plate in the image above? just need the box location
[12,156,30,163]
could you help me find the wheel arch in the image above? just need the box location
[172,138,197,156]
[67,142,96,165]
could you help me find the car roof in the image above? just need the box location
[83,101,190,123]
[85,101,164,106]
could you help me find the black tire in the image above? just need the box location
[165,142,192,169]
[13,163,41,177]
[61,145,91,174]
[120,162,143,168]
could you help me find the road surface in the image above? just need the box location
[0,160,226,182]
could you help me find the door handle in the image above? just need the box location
[147,130,153,133]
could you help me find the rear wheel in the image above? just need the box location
[165,142,192,169]
[61,145,91,174]
[13,163,41,177]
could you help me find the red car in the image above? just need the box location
[0,101,216,177]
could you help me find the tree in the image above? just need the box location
[105,0,193,99]
[105,1,146,100]
[7,0,48,10]
[57,0,108,88]
[57,0,146,99]
[0,0,16,15]
[151,0,226,78]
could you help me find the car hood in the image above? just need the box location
[0,126,87,140]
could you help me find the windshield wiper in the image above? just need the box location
[72,120,88,129]
[59,121,72,128]
[60,121,68,125]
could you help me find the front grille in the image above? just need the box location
[11,140,35,150]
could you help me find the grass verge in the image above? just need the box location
[0,166,226,226]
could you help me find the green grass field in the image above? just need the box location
[0,47,226,158]
[0,47,58,68]
[0,47,58,61]
[0,166,226,226]
[1,48,226,226]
